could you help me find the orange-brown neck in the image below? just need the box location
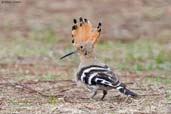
[78,50,104,68]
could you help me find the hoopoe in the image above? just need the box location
[60,17,137,100]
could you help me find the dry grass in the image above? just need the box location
[0,38,170,114]
[0,0,171,113]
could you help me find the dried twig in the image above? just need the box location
[63,96,91,103]
[138,93,165,97]
[50,107,61,114]
[22,80,75,85]
[0,82,67,98]
[130,88,147,91]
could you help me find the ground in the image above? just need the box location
[0,0,171,114]
[0,38,170,114]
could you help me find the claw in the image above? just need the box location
[91,90,97,99]
[101,90,107,100]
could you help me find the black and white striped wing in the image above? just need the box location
[77,65,138,98]
[77,65,120,88]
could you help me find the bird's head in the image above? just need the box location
[60,17,102,59]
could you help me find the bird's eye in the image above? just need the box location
[80,45,83,49]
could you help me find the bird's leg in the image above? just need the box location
[91,90,97,99]
[101,90,107,100]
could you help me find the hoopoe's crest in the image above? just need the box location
[60,17,102,59]
[72,17,101,48]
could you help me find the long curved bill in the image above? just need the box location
[60,50,77,60]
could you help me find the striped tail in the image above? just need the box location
[115,83,137,98]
